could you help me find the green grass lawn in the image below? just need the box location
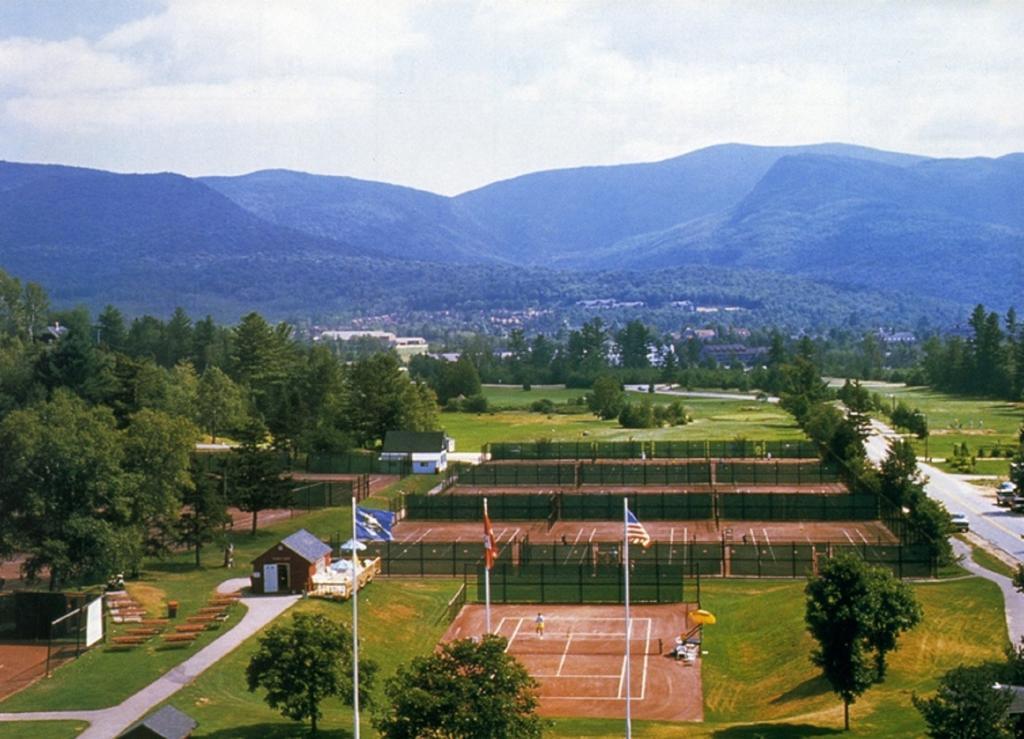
[0,494,391,713]
[163,580,462,737]
[0,722,87,738]
[4,573,1004,738]
[443,390,805,452]
[549,576,1007,738]
[859,383,1023,476]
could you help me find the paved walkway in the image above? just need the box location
[0,583,299,737]
[952,538,1024,648]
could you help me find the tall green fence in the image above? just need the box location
[457,463,577,486]
[478,563,686,604]
[578,461,712,485]
[718,493,878,521]
[486,439,819,460]
[402,492,715,522]
[356,538,933,579]
[716,461,839,485]
[306,452,410,475]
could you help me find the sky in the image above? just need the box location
[1,0,1021,195]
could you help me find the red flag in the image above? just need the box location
[483,499,498,569]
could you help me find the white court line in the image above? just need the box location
[858,529,870,545]
[572,529,584,544]
[504,617,525,652]
[763,528,776,561]
[640,617,651,700]
[748,528,757,546]
[616,653,628,699]
[532,673,620,679]
[668,528,675,564]
[495,527,510,541]
[843,529,856,545]
[557,630,573,676]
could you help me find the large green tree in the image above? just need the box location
[196,366,246,443]
[0,390,137,589]
[588,374,625,420]
[375,634,542,739]
[123,408,199,556]
[247,611,377,735]
[805,553,920,730]
[344,353,438,447]
[914,664,1015,739]
[229,419,292,534]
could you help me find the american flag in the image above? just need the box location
[626,508,651,548]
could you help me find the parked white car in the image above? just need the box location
[950,512,969,532]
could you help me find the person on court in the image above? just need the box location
[535,612,545,637]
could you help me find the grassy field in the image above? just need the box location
[858,382,1023,476]
[2,572,1004,738]
[443,388,805,452]
[548,576,1006,738]
[0,473,432,714]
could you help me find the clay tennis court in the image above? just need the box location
[0,642,49,700]
[450,482,848,494]
[390,518,897,545]
[443,603,703,721]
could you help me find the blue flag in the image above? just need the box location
[356,507,395,541]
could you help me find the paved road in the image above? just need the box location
[0,585,299,736]
[625,384,780,403]
[866,419,1024,562]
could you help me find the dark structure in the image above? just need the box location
[250,529,332,595]
[380,430,450,473]
[119,705,197,738]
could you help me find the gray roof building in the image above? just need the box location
[281,529,332,563]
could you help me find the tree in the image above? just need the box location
[437,355,482,404]
[247,611,376,735]
[805,554,876,730]
[375,634,542,739]
[914,664,1015,739]
[196,366,246,443]
[345,353,437,447]
[616,320,652,369]
[588,374,625,420]
[805,553,920,730]
[123,409,200,557]
[229,419,292,534]
[0,390,137,589]
[862,567,922,680]
[179,458,230,567]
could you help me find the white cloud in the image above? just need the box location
[1,1,1022,193]
[0,37,144,94]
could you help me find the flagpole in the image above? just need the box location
[484,497,492,635]
[352,499,361,739]
[623,497,632,739]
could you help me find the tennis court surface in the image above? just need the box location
[443,603,703,721]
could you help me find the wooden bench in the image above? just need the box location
[198,606,228,615]
[126,627,162,636]
[140,618,169,626]
[112,635,149,645]
[162,633,198,643]
[186,614,217,623]
[174,622,205,634]
[209,595,240,604]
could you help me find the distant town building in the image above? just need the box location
[700,344,769,367]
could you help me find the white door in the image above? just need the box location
[263,564,279,593]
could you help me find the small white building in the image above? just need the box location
[380,431,451,474]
